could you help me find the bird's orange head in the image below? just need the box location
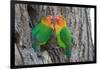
[55,16,66,32]
[41,15,54,30]
[56,16,66,27]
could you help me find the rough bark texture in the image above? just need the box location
[14,4,94,66]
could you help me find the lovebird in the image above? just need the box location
[55,16,73,59]
[32,16,54,53]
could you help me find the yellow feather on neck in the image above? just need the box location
[55,20,67,33]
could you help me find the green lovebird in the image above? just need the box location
[55,16,73,59]
[32,16,54,53]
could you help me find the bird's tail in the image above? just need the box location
[64,47,71,59]
[32,44,40,53]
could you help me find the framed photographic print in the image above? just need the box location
[10,0,96,69]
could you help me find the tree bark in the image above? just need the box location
[14,3,94,65]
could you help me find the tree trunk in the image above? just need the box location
[14,3,94,65]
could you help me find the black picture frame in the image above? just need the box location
[10,0,97,69]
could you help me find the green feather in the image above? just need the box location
[32,21,52,52]
[56,26,73,58]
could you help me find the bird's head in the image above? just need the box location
[41,15,54,30]
[55,15,66,27]
[55,16,66,32]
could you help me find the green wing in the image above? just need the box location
[60,27,72,47]
[32,22,52,44]
[60,27,73,58]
